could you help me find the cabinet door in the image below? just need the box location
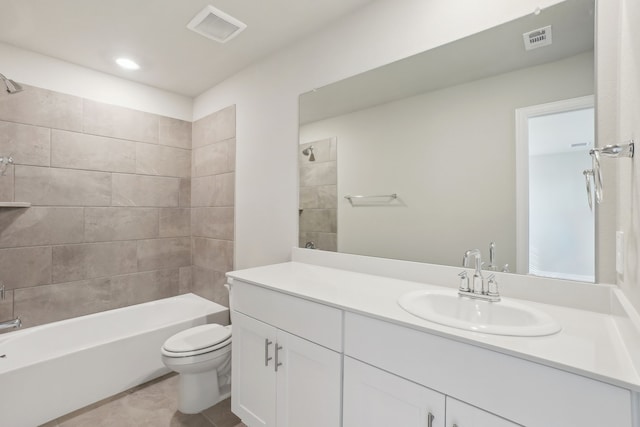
[343,356,445,427]
[231,311,278,427]
[446,397,521,427]
[276,329,342,427]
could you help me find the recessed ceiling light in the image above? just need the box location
[115,58,140,70]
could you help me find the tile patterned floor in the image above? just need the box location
[41,374,246,427]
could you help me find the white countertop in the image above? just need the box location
[227,261,640,392]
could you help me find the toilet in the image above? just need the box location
[161,323,232,414]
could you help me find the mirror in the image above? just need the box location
[298,0,596,281]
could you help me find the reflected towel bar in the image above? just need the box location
[344,193,397,205]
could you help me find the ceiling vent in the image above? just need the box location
[187,5,247,43]
[523,25,553,51]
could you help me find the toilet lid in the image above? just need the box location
[163,324,231,353]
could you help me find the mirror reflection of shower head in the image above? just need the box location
[302,146,315,162]
[0,154,14,176]
[0,73,23,94]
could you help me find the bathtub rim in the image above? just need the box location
[0,293,229,372]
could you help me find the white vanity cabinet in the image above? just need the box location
[231,312,277,427]
[445,398,520,427]
[230,280,343,427]
[343,356,445,427]
[345,312,634,427]
[228,263,637,427]
[343,356,519,427]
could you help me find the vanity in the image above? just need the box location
[228,250,640,427]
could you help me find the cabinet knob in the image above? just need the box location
[427,412,435,427]
[264,339,273,366]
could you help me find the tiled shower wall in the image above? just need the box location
[0,85,235,328]
[190,106,235,307]
[299,137,337,251]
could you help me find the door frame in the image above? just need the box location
[514,95,595,275]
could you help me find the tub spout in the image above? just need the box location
[0,317,21,330]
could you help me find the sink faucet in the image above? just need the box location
[0,283,22,330]
[0,317,21,330]
[460,249,500,302]
[487,242,497,271]
[462,249,484,295]
[486,241,509,272]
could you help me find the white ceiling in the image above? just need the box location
[0,0,375,97]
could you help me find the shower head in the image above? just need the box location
[0,73,23,94]
[302,146,315,162]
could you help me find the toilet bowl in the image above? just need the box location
[161,323,232,414]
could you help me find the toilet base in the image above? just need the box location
[177,370,230,414]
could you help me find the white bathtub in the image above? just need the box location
[0,293,229,427]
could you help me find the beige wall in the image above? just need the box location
[0,85,235,328]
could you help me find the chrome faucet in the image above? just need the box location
[462,249,484,294]
[487,242,497,271]
[0,317,21,330]
[486,241,509,272]
[460,249,500,302]
[0,283,22,330]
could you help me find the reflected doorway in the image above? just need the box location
[516,96,595,282]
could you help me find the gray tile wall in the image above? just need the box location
[189,106,235,307]
[299,138,337,252]
[0,85,234,329]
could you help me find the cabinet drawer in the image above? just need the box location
[345,312,632,427]
[231,280,342,352]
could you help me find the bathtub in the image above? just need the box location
[0,293,229,427]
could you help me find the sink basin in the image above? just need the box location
[398,289,561,337]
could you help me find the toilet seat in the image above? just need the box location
[162,324,232,358]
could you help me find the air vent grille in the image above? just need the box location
[187,5,247,43]
[523,25,553,51]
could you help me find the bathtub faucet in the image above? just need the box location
[0,317,21,330]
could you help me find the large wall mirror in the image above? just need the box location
[298,0,597,282]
